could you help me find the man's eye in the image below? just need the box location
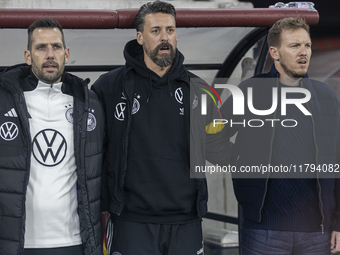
[152,30,159,33]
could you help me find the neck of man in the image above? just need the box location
[275,62,301,87]
[279,76,301,87]
[143,53,172,78]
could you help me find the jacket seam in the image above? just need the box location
[86,175,101,181]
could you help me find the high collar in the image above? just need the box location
[123,39,189,87]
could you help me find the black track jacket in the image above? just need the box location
[92,39,209,221]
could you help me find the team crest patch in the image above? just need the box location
[114,95,140,121]
[87,113,97,131]
[0,122,19,141]
[112,252,122,255]
[65,107,73,124]
[132,98,140,115]
[192,95,198,109]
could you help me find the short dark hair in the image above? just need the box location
[267,17,310,48]
[134,0,176,32]
[27,18,66,50]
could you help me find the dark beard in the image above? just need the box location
[146,42,176,68]
[31,59,64,84]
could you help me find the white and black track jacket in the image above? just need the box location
[0,65,105,255]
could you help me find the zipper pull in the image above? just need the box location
[50,84,53,90]
[320,224,324,234]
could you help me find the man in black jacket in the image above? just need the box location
[92,1,207,255]
[0,19,104,255]
[209,17,340,254]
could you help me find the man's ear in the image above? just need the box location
[136,31,143,46]
[24,50,32,65]
[65,47,70,64]
[269,46,279,61]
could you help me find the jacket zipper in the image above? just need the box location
[9,84,32,255]
[48,84,53,118]
[301,81,324,234]
[258,77,279,222]
[119,83,133,216]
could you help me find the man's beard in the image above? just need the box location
[145,42,176,68]
[31,58,65,84]
[279,52,307,79]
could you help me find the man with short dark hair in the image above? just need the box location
[211,17,340,254]
[92,1,207,254]
[0,18,104,255]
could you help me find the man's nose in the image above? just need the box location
[160,30,169,42]
[46,45,55,59]
[300,46,308,55]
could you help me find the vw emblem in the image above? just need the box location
[175,87,183,104]
[32,129,67,167]
[114,102,126,121]
[0,122,19,141]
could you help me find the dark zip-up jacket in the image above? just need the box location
[0,65,105,255]
[92,39,208,220]
[213,65,340,232]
